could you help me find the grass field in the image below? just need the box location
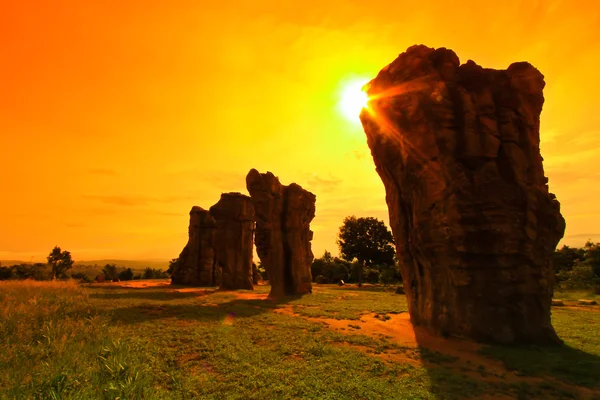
[1,280,599,400]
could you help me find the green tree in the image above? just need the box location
[118,268,134,281]
[311,251,351,284]
[582,241,600,278]
[47,246,74,280]
[337,216,395,286]
[167,258,179,275]
[101,264,118,281]
[553,245,585,280]
[256,261,267,282]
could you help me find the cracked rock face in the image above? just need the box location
[246,169,315,297]
[360,45,565,344]
[209,193,255,291]
[171,206,218,286]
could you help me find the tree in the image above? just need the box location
[167,258,179,276]
[47,246,74,280]
[256,261,267,282]
[118,268,134,281]
[101,264,119,281]
[582,241,600,278]
[252,262,259,284]
[337,216,395,286]
[311,251,350,284]
[553,245,585,280]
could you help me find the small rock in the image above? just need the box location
[338,280,345,286]
[395,286,405,295]
[578,299,598,306]
[551,299,564,306]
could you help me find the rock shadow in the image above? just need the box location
[411,321,600,398]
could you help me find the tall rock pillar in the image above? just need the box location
[246,169,316,297]
[171,206,218,286]
[359,45,565,344]
[209,193,255,290]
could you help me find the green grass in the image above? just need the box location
[1,281,599,399]
[480,307,600,388]
[285,287,409,320]
[554,289,600,301]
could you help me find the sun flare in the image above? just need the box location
[339,79,370,122]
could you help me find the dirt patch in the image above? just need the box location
[137,305,165,316]
[334,342,421,368]
[177,352,202,365]
[272,306,599,398]
[233,292,269,301]
[171,287,216,294]
[562,305,600,313]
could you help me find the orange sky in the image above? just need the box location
[1,0,599,262]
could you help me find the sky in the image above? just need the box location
[1,0,599,262]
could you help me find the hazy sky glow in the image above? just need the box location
[1,0,599,261]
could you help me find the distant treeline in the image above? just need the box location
[310,251,401,285]
[0,262,169,282]
[553,241,600,292]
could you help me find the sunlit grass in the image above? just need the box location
[1,280,599,399]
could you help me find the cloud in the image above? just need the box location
[564,233,600,240]
[87,168,119,176]
[64,222,86,228]
[150,211,182,217]
[82,195,148,206]
[306,174,343,193]
[82,195,197,207]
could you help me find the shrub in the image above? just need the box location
[101,264,119,281]
[315,275,327,284]
[71,272,92,283]
[142,268,169,279]
[557,261,598,290]
[0,266,13,280]
[118,268,134,281]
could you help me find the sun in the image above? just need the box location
[339,79,370,123]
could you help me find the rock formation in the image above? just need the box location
[246,169,316,297]
[209,192,255,290]
[359,45,565,344]
[171,206,218,286]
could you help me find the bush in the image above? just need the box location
[101,264,119,281]
[557,262,599,290]
[12,264,35,279]
[142,268,169,279]
[379,264,402,286]
[118,268,134,281]
[0,266,13,280]
[71,272,92,283]
[167,258,179,275]
[315,275,327,284]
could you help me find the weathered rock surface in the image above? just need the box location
[246,169,316,297]
[171,206,218,286]
[209,193,255,290]
[359,45,566,344]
